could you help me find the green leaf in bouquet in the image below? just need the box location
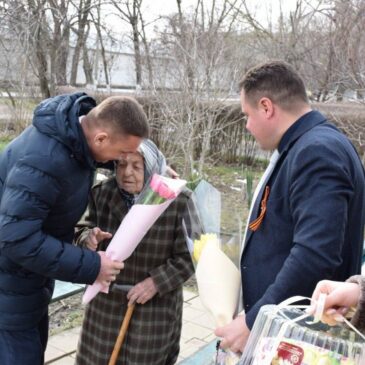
[139,188,166,205]
[186,172,203,191]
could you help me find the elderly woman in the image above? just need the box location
[74,140,194,365]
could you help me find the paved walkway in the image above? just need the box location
[45,289,217,364]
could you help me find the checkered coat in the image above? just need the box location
[74,178,194,365]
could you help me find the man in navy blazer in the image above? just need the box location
[215,61,365,353]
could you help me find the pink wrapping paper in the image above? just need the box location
[82,176,186,304]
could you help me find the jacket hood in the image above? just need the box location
[32,92,97,168]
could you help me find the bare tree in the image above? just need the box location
[70,0,92,85]
[146,0,248,176]
[232,0,365,102]
[111,0,143,88]
[137,6,153,86]
[0,0,122,95]
[82,21,94,85]
[45,0,72,89]
[0,0,92,97]
[92,2,110,89]
[22,0,51,97]
[327,0,365,100]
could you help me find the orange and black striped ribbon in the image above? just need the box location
[249,186,270,232]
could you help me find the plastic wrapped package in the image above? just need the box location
[239,305,365,365]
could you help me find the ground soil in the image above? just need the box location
[49,292,85,335]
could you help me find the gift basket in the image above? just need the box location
[239,296,365,365]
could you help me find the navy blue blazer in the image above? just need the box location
[241,110,365,328]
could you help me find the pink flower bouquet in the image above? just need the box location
[82,174,186,304]
[138,174,178,204]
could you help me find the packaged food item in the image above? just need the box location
[239,305,365,365]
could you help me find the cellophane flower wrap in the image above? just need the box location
[183,180,242,364]
[82,174,186,304]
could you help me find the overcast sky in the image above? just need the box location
[142,0,308,22]
[105,0,313,44]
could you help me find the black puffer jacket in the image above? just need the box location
[0,92,101,330]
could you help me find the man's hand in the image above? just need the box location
[127,277,158,305]
[85,227,112,251]
[309,279,361,325]
[96,251,124,287]
[214,314,250,354]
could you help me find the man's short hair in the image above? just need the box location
[87,96,149,138]
[239,61,309,111]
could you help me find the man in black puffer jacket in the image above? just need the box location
[0,92,149,365]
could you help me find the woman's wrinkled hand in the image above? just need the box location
[127,277,158,305]
[85,227,112,251]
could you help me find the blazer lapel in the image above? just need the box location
[243,155,281,252]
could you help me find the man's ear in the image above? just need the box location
[94,132,109,146]
[259,97,274,118]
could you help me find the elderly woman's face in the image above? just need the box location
[116,152,144,194]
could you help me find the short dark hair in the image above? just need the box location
[87,96,149,138]
[239,61,309,111]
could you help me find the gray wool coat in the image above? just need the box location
[74,178,195,365]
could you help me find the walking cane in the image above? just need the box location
[108,285,135,365]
